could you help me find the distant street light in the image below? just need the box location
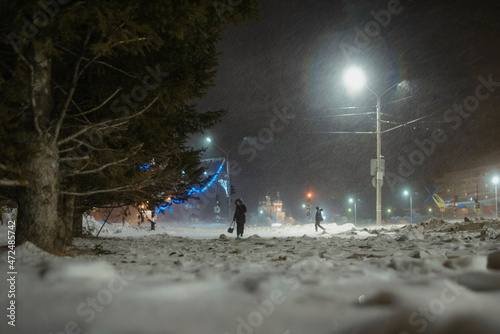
[206,137,231,220]
[387,208,391,220]
[404,190,413,224]
[349,198,357,225]
[306,192,313,221]
[493,176,499,219]
[344,67,402,226]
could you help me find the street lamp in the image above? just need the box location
[349,198,357,225]
[387,208,391,221]
[404,190,413,224]
[206,137,231,220]
[344,67,402,226]
[493,176,499,219]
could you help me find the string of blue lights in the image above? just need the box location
[156,163,224,213]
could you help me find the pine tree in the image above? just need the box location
[0,0,259,252]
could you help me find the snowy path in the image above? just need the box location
[1,218,500,334]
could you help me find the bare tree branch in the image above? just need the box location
[55,46,140,79]
[93,60,140,79]
[71,157,129,176]
[53,32,90,143]
[59,155,90,162]
[17,51,42,136]
[71,88,122,118]
[57,124,96,147]
[61,185,135,196]
[0,179,28,187]
[57,96,158,147]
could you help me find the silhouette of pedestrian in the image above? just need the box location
[233,198,247,238]
[315,207,326,232]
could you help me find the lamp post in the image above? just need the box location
[207,137,231,221]
[344,68,401,226]
[349,198,357,225]
[404,190,413,224]
[493,176,499,219]
[387,208,391,221]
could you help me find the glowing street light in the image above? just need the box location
[344,67,402,226]
[206,137,231,220]
[344,68,366,90]
[349,198,357,225]
[387,208,391,220]
[493,176,499,219]
[404,190,413,224]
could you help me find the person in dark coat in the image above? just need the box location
[315,207,326,232]
[233,198,247,238]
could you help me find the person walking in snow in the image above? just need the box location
[233,198,247,238]
[315,207,326,232]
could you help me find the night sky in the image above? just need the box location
[192,0,500,221]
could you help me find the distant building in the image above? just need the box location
[434,152,500,217]
[258,195,274,215]
[273,192,285,224]
[258,191,291,224]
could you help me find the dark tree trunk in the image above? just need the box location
[73,205,84,238]
[59,190,75,246]
[16,138,62,253]
[15,43,64,253]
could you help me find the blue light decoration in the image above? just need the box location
[218,179,228,196]
[156,163,224,214]
[139,164,150,170]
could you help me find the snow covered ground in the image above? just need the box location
[1,216,500,334]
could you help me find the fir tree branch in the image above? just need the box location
[0,60,13,75]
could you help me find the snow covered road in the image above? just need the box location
[1,218,500,334]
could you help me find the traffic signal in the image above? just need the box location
[230,185,236,194]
